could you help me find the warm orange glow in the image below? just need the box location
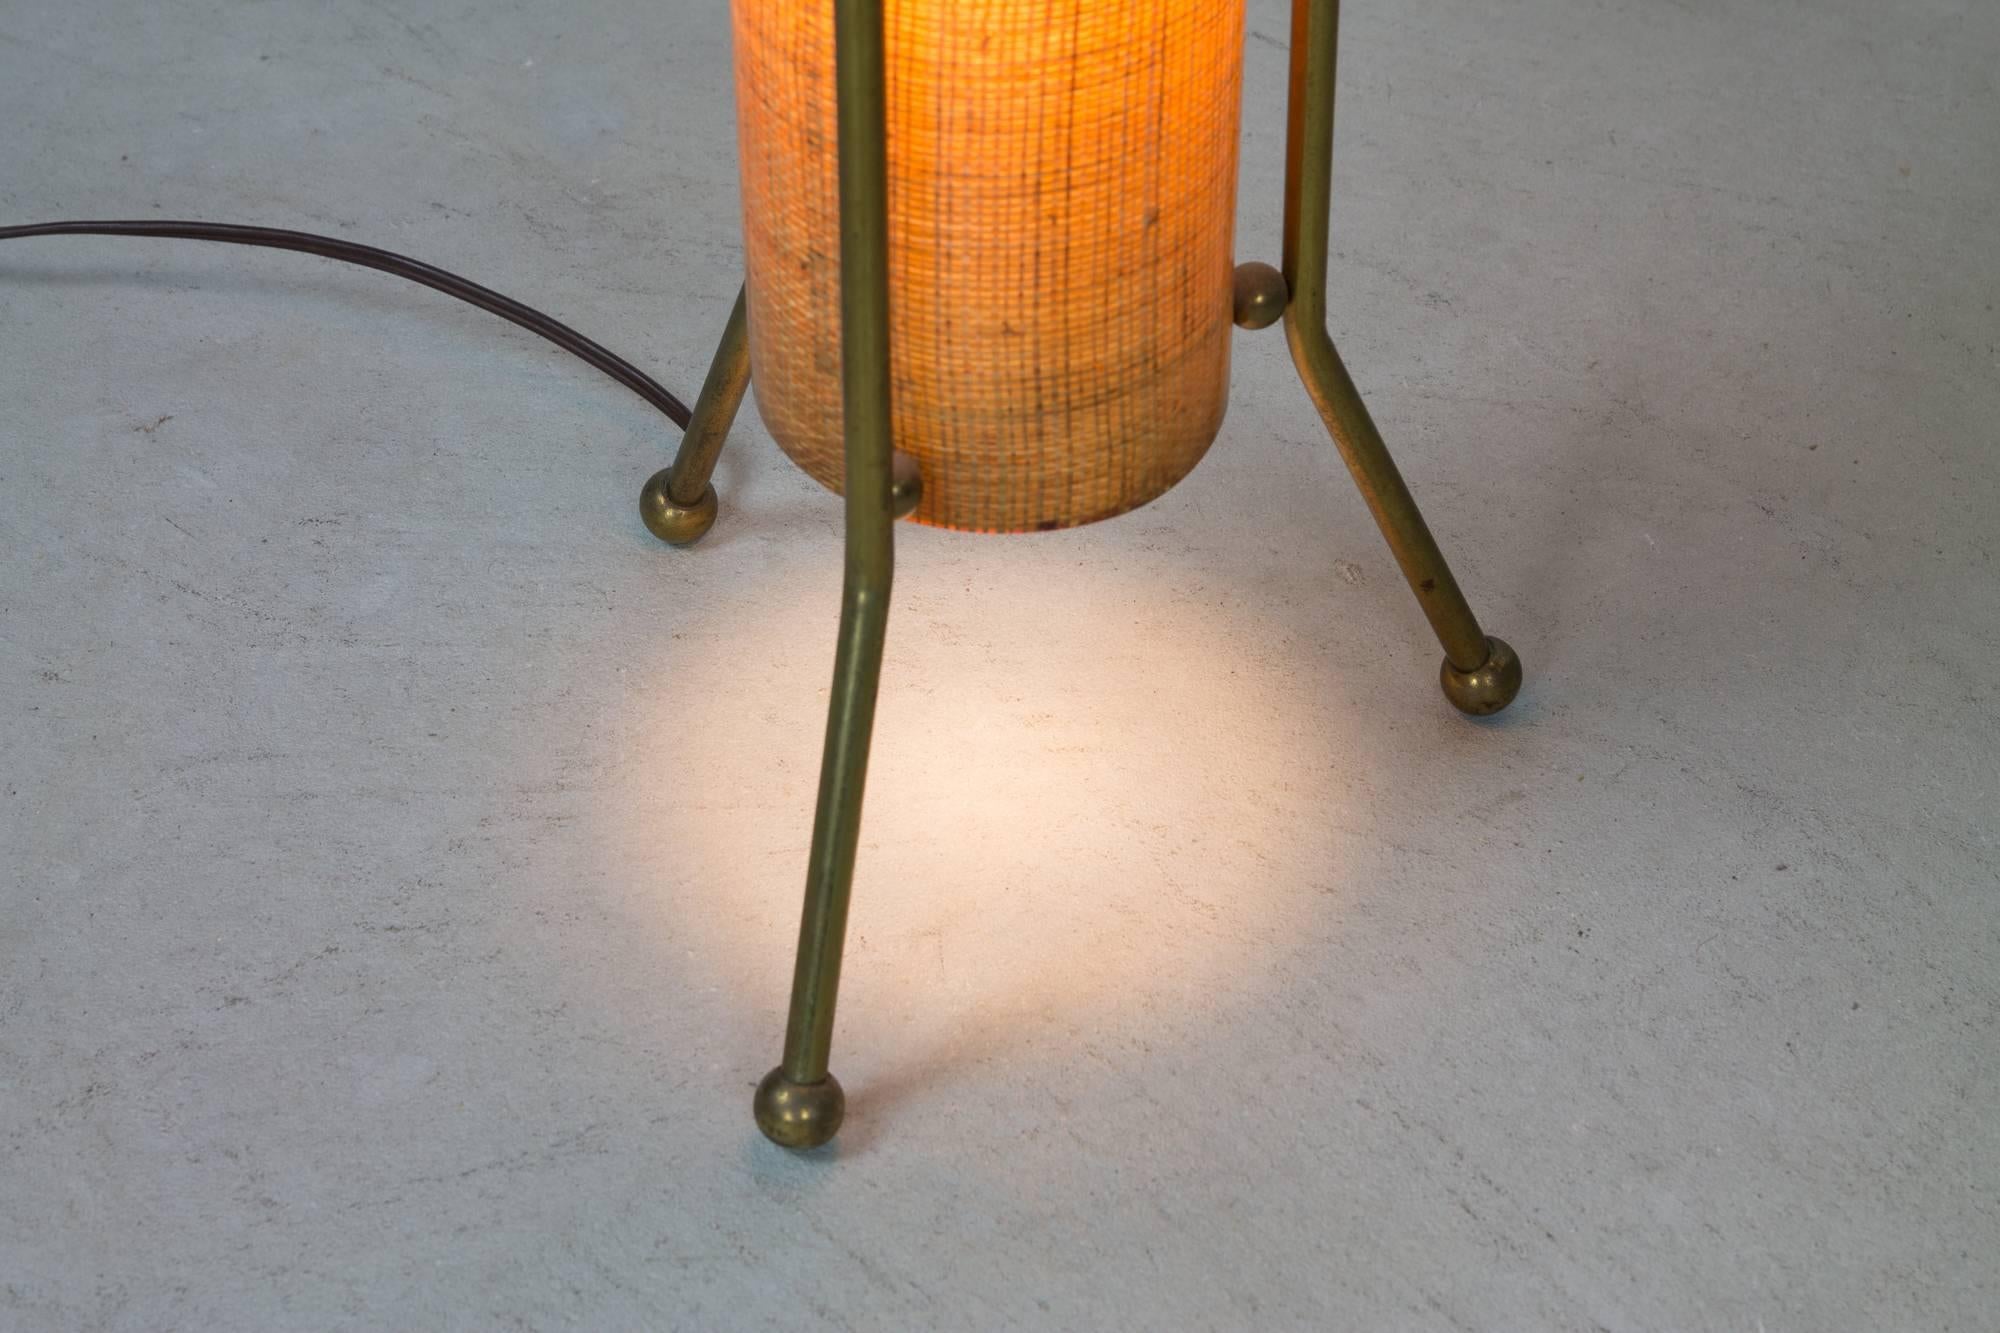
[733,0,1249,532]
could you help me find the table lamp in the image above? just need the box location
[637,0,1524,1149]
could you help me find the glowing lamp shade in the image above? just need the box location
[732,0,1249,532]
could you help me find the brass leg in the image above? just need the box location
[640,284,749,546]
[1281,0,1521,716]
[752,0,897,1150]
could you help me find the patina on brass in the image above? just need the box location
[1282,0,1519,714]
[639,284,749,546]
[1440,635,1523,717]
[889,450,924,520]
[749,0,898,1152]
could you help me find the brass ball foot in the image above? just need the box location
[639,469,718,546]
[1440,636,1522,717]
[754,1067,845,1150]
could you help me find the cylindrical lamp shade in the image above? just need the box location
[732,0,1248,532]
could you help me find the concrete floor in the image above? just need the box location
[3,0,1995,1327]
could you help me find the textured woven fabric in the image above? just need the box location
[733,0,1247,532]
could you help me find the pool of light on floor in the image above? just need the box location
[598,544,1359,1064]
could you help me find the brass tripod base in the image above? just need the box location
[641,0,1527,1151]
[754,1068,846,1149]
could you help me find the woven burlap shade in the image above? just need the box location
[732,0,1248,532]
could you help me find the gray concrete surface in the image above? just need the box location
[3,0,1995,1327]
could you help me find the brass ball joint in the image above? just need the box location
[1441,636,1523,717]
[1232,260,1290,330]
[888,449,924,519]
[640,450,923,547]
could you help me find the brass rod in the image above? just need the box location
[772,0,896,1113]
[1281,0,1490,674]
[639,285,747,545]
[665,284,750,506]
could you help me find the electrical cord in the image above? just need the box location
[0,220,694,429]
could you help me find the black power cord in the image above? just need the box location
[0,220,694,429]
